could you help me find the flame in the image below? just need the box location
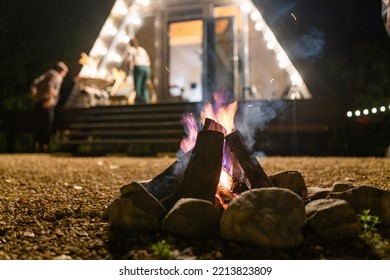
[180,92,238,197]
[180,113,198,153]
[200,95,238,135]
[219,168,233,190]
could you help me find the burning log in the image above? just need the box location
[145,151,190,200]
[225,130,273,189]
[203,118,227,135]
[161,130,224,210]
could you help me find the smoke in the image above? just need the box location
[234,100,287,150]
[288,27,326,59]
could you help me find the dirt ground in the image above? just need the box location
[0,154,389,260]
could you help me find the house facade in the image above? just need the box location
[65,0,311,108]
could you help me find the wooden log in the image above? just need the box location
[161,130,224,210]
[225,130,274,189]
[203,118,227,135]
[145,151,191,200]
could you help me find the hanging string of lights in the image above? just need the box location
[346,105,390,118]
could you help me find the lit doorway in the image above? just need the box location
[168,16,237,102]
[168,20,203,102]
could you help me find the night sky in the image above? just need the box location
[1,0,389,108]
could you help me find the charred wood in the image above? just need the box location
[161,130,224,210]
[225,130,273,188]
[145,151,191,200]
[203,118,227,135]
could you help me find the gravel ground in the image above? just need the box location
[0,154,389,260]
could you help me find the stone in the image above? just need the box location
[305,198,360,239]
[328,185,390,225]
[268,170,308,199]
[332,182,355,193]
[220,188,306,249]
[306,187,332,201]
[105,182,167,232]
[162,198,222,239]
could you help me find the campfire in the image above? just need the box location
[104,92,390,251]
[104,92,311,248]
[147,92,275,211]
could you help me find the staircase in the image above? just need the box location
[55,102,199,155]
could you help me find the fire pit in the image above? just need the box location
[104,93,390,253]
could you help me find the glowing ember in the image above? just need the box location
[219,168,233,191]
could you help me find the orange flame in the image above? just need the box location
[180,92,238,194]
[219,168,233,190]
[201,100,238,135]
[180,113,198,153]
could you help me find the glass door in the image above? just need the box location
[203,16,237,102]
[168,20,203,102]
[168,16,237,102]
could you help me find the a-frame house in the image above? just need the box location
[65,0,311,108]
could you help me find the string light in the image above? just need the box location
[108,51,122,63]
[240,2,252,13]
[250,11,260,21]
[266,41,275,49]
[346,105,389,117]
[102,20,117,36]
[113,1,128,16]
[90,41,107,56]
[264,31,273,41]
[130,15,142,26]
[255,22,263,31]
[290,74,299,85]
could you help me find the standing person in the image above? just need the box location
[125,38,151,103]
[30,61,68,152]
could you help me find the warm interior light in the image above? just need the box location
[138,0,150,6]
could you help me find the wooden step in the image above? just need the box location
[66,129,184,137]
[55,102,190,154]
[69,121,182,130]
[58,138,181,145]
[71,112,182,122]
